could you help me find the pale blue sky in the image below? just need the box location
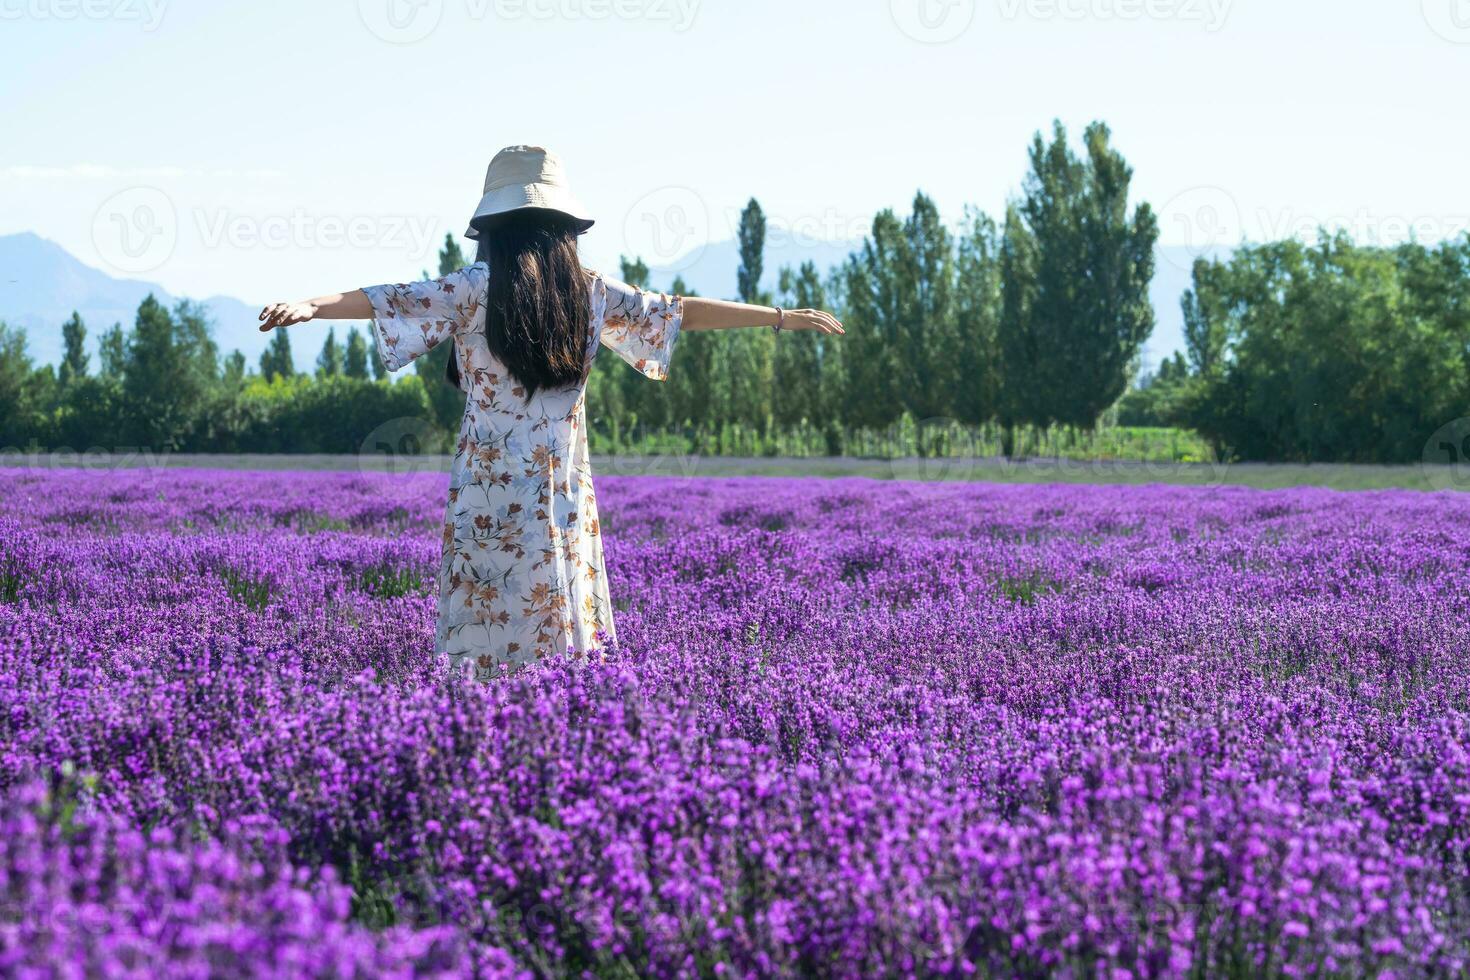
[2,0,1466,305]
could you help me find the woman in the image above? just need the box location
[258,145,844,677]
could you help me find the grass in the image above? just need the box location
[354,562,427,598]
[220,567,272,612]
[0,450,1462,491]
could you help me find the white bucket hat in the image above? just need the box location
[465,145,594,239]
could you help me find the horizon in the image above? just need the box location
[1,227,1222,374]
[3,0,1468,369]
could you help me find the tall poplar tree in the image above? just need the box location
[953,208,1002,426]
[344,327,370,379]
[999,120,1157,431]
[59,312,88,387]
[317,327,344,377]
[260,329,294,381]
[730,198,775,431]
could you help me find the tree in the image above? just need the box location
[836,208,912,429]
[174,300,219,384]
[619,255,650,287]
[837,241,894,430]
[417,233,471,430]
[774,261,827,427]
[120,295,216,450]
[59,312,88,387]
[900,192,958,421]
[728,198,775,432]
[1179,234,1470,462]
[344,327,370,379]
[98,323,127,380]
[953,208,1002,426]
[661,273,708,431]
[260,328,295,381]
[223,349,247,384]
[998,202,1042,451]
[737,200,767,304]
[0,323,48,447]
[317,327,344,377]
[1116,351,1188,427]
[999,120,1158,434]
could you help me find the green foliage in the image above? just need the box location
[835,193,1002,435]
[0,322,52,447]
[260,328,294,381]
[1000,120,1158,431]
[53,375,124,450]
[120,296,218,451]
[98,323,126,380]
[212,374,442,454]
[619,255,649,288]
[1116,353,1189,427]
[772,262,827,428]
[997,571,1056,605]
[223,349,247,384]
[344,327,370,379]
[316,327,344,377]
[586,415,1214,464]
[6,121,1463,466]
[953,208,1003,426]
[737,199,768,305]
[221,566,271,611]
[355,561,427,598]
[1179,234,1470,462]
[58,312,88,387]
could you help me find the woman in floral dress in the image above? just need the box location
[258,146,844,676]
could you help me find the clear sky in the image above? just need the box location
[1,0,1466,304]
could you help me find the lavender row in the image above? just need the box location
[1,468,1467,976]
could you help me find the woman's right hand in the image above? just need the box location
[258,300,317,332]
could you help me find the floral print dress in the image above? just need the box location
[363,263,681,675]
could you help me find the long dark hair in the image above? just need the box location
[445,210,589,397]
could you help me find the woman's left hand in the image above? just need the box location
[258,301,317,332]
[783,309,845,335]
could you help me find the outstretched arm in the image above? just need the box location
[258,290,373,331]
[680,297,844,335]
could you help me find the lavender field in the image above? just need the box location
[2,468,1468,977]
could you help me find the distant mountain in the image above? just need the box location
[646,236,865,303]
[0,232,1222,377]
[0,233,270,371]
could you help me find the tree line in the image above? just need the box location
[593,121,1158,461]
[1117,235,1470,462]
[2,119,1466,463]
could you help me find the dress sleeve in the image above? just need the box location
[597,275,683,382]
[361,264,487,372]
